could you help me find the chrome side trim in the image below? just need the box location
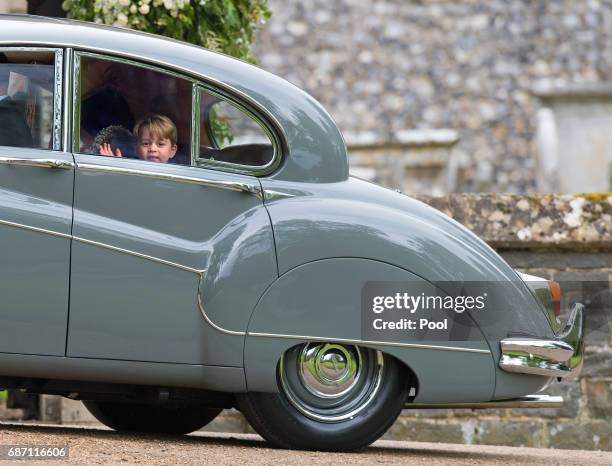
[0,218,71,239]
[405,394,564,409]
[76,162,261,196]
[263,189,297,202]
[247,331,492,354]
[195,285,493,352]
[0,217,203,273]
[194,266,492,352]
[0,157,74,169]
[197,273,245,336]
[0,216,495,355]
[72,236,205,275]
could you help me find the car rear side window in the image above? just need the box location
[75,54,192,166]
[0,50,58,150]
[196,87,274,169]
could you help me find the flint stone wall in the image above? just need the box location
[254,0,612,193]
[37,193,612,450]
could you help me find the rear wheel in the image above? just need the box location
[82,400,221,435]
[237,343,408,451]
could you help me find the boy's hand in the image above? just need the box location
[99,143,123,158]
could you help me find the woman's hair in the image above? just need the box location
[134,114,177,145]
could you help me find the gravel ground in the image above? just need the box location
[0,423,611,465]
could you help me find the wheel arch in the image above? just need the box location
[243,257,496,403]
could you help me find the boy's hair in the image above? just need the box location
[134,114,177,145]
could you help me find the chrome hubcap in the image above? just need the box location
[279,343,384,422]
[299,343,361,398]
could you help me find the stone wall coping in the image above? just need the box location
[345,128,459,150]
[533,82,612,101]
[418,193,612,251]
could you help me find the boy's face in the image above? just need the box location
[136,127,177,163]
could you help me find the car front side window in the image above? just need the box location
[0,49,59,150]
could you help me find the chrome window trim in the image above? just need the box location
[76,50,199,84]
[70,50,284,176]
[194,85,282,176]
[61,48,73,153]
[71,52,81,153]
[52,49,63,151]
[190,82,200,167]
[0,41,289,166]
[0,46,63,152]
[75,161,262,197]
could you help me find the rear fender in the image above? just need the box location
[244,258,497,403]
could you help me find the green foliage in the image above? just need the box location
[62,0,272,63]
[208,105,234,148]
[0,390,6,402]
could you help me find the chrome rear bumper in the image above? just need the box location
[499,303,584,379]
[405,394,563,409]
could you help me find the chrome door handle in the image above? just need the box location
[0,156,75,169]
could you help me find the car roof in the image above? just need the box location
[0,15,348,183]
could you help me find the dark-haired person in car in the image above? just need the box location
[0,69,33,148]
[99,114,178,164]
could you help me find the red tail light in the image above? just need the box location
[548,280,562,317]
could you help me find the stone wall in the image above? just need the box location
[347,129,460,196]
[0,0,26,14]
[253,0,612,193]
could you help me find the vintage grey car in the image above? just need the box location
[0,15,584,451]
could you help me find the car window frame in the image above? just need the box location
[193,84,280,176]
[71,50,196,162]
[71,50,281,176]
[0,46,64,152]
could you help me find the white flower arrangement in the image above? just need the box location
[62,0,272,64]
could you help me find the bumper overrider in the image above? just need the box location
[499,303,585,379]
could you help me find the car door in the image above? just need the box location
[66,52,278,367]
[0,47,74,356]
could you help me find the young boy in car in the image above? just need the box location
[99,114,177,164]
